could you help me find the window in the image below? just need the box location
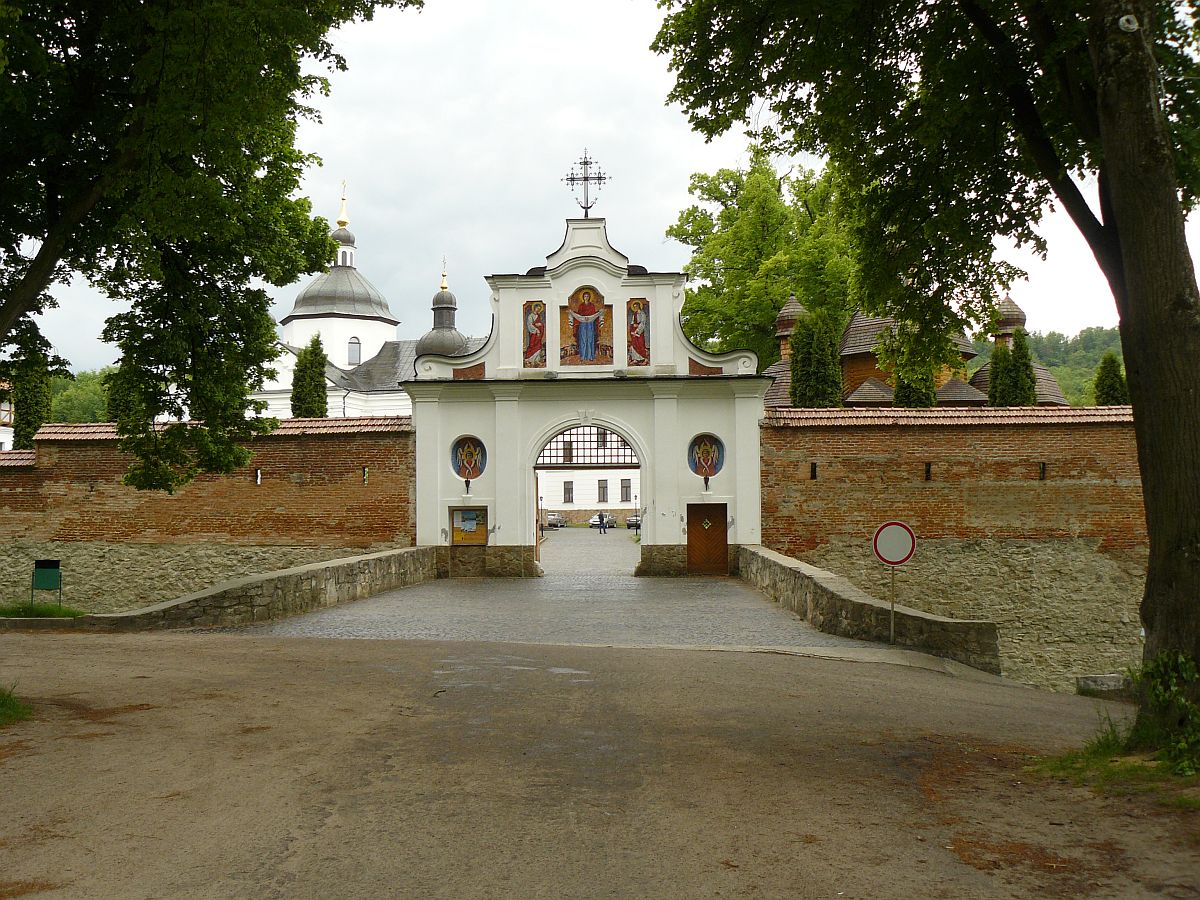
[597,429,607,448]
[598,479,608,503]
[562,440,573,464]
[563,481,574,503]
[620,479,631,503]
[348,337,361,366]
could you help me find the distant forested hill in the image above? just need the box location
[969,327,1124,406]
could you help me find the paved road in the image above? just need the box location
[240,528,876,651]
[4,631,1188,899]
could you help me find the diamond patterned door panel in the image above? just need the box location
[686,503,728,575]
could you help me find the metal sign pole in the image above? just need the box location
[890,567,896,645]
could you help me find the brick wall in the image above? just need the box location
[761,408,1145,555]
[0,419,417,549]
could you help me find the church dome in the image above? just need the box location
[415,270,469,357]
[775,292,808,339]
[280,199,399,327]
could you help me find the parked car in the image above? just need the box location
[625,514,641,529]
[588,513,617,528]
[544,512,566,529]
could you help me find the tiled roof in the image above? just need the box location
[844,377,894,405]
[968,361,1068,406]
[764,406,1133,426]
[34,417,413,442]
[935,377,988,406]
[0,450,35,466]
[762,358,793,407]
[839,312,976,359]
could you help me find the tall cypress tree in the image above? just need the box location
[987,342,1013,406]
[12,352,52,449]
[290,335,329,418]
[1094,351,1130,405]
[1008,329,1038,406]
[789,309,843,407]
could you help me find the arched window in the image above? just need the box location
[348,337,361,366]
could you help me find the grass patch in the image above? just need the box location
[0,685,32,728]
[1035,714,1200,812]
[0,600,85,618]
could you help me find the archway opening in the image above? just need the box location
[533,425,642,575]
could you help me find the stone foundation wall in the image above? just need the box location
[636,544,688,576]
[798,538,1145,691]
[0,540,397,613]
[738,545,1001,674]
[436,545,542,578]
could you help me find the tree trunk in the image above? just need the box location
[1089,1,1200,691]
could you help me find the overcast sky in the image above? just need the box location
[34,0,1194,371]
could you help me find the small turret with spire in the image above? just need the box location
[415,261,468,357]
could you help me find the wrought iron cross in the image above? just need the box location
[562,149,608,218]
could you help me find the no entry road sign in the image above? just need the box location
[873,521,916,567]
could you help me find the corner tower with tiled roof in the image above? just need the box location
[280,196,399,369]
[762,293,807,408]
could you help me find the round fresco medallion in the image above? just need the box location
[450,436,487,480]
[687,433,725,479]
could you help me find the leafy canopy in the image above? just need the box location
[0,0,420,489]
[654,1,1200,351]
[667,151,856,370]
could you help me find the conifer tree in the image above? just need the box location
[1008,330,1038,406]
[1094,351,1130,405]
[290,335,328,419]
[789,309,843,407]
[987,342,1013,407]
[892,366,936,408]
[12,352,52,449]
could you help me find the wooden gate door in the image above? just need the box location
[686,503,728,575]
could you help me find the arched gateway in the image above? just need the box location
[405,218,768,576]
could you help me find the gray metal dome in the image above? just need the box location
[280,216,398,327]
[414,271,468,356]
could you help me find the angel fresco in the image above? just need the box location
[451,436,487,481]
[523,301,546,368]
[688,433,724,489]
[627,299,649,366]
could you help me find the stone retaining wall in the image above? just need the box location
[737,545,1001,674]
[798,538,1144,691]
[0,546,437,631]
[0,540,402,613]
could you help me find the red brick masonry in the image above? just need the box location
[761,407,1145,555]
[0,418,416,548]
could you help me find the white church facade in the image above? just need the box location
[261,206,767,574]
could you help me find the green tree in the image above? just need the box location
[290,335,329,418]
[668,152,855,370]
[1008,330,1038,406]
[0,1,420,489]
[893,367,937,408]
[51,368,113,423]
[987,343,1014,407]
[1094,351,1130,405]
[655,0,1200,692]
[789,309,843,407]
[11,352,51,449]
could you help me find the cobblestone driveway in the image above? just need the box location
[240,528,874,651]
